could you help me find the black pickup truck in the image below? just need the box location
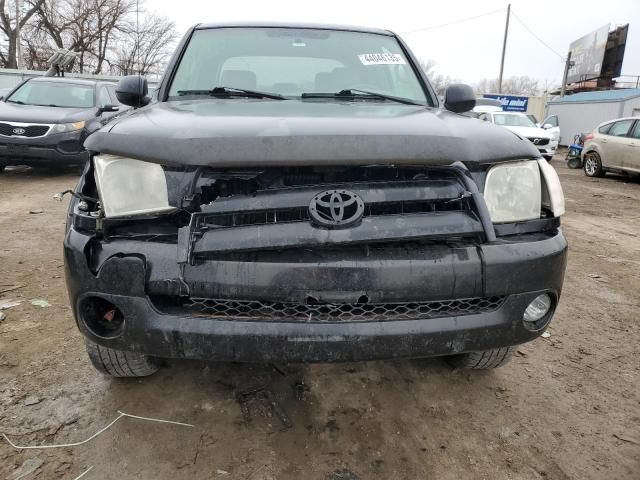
[63,22,567,377]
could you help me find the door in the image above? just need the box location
[624,120,640,172]
[541,115,560,143]
[601,119,635,168]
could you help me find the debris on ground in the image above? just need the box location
[0,311,6,322]
[8,457,44,480]
[236,387,292,431]
[215,469,230,476]
[72,465,95,480]
[613,433,640,445]
[28,208,44,214]
[541,332,551,338]
[30,299,50,308]
[23,396,42,406]
[1,411,194,450]
[0,284,25,294]
[0,300,22,310]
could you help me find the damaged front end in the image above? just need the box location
[63,155,567,362]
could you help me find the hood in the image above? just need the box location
[0,101,96,124]
[501,125,553,139]
[85,99,541,167]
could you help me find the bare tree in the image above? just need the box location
[110,13,176,76]
[0,0,44,68]
[419,59,459,96]
[474,76,541,96]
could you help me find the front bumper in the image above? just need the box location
[0,130,89,166]
[64,226,568,363]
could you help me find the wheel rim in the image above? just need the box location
[585,155,597,175]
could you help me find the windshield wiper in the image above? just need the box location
[301,89,422,106]
[6,99,24,105]
[177,86,286,100]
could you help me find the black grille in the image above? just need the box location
[0,123,49,137]
[200,198,469,229]
[527,137,550,146]
[158,296,506,323]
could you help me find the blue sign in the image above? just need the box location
[483,94,529,112]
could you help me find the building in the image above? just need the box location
[546,89,640,145]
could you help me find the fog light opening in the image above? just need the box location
[79,297,125,338]
[523,293,552,325]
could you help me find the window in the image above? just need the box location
[598,123,613,134]
[608,120,634,137]
[106,85,119,104]
[493,114,536,127]
[98,87,112,107]
[630,121,640,139]
[7,81,95,108]
[169,28,429,104]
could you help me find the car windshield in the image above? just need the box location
[493,114,536,128]
[169,27,429,105]
[7,81,95,108]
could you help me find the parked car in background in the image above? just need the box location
[0,77,124,173]
[539,114,561,152]
[64,22,567,377]
[478,111,556,160]
[582,116,640,177]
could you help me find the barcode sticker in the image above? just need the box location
[358,53,406,65]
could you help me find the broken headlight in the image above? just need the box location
[483,160,542,223]
[93,154,177,218]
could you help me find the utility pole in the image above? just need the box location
[15,0,22,70]
[560,51,573,97]
[498,4,511,94]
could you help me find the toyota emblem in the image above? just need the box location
[309,189,365,228]
[12,127,26,135]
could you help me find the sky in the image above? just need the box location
[146,0,640,87]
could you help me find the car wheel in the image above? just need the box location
[445,346,513,369]
[583,151,605,177]
[85,339,158,377]
[0,165,5,173]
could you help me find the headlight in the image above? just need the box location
[93,154,177,218]
[484,160,541,223]
[51,120,85,133]
[537,159,565,217]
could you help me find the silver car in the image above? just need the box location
[583,117,640,177]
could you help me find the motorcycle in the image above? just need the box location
[566,133,585,169]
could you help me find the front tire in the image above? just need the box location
[583,151,605,177]
[445,347,513,369]
[85,339,158,377]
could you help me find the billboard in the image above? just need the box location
[567,24,610,84]
[483,94,528,112]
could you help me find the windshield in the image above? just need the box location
[7,81,95,108]
[169,28,429,104]
[493,114,536,128]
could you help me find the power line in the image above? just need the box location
[402,8,505,34]
[511,10,565,61]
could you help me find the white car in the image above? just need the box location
[478,111,556,161]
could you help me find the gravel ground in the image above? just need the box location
[0,155,639,480]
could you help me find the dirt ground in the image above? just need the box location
[0,154,638,480]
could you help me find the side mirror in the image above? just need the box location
[98,104,119,114]
[444,84,476,113]
[115,75,149,108]
[543,123,553,130]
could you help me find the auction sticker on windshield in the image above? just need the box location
[358,53,406,65]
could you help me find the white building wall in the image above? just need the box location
[546,101,623,145]
[622,96,640,117]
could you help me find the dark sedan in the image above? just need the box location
[0,77,124,172]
